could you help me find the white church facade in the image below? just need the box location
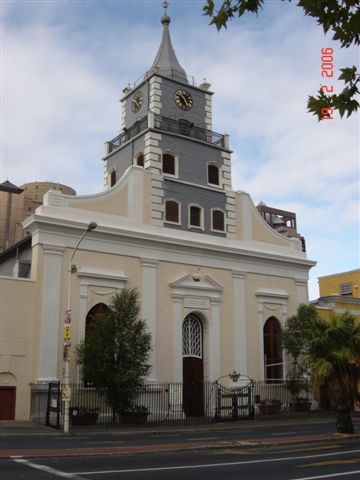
[0,6,315,420]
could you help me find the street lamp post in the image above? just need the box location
[63,221,97,433]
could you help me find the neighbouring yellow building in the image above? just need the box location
[313,269,360,321]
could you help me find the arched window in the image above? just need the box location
[263,316,283,383]
[110,169,117,187]
[189,205,202,228]
[136,153,144,167]
[162,153,176,175]
[208,164,220,185]
[212,209,225,231]
[165,200,180,224]
[183,313,202,358]
[85,303,110,336]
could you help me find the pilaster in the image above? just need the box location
[209,298,221,381]
[232,271,248,375]
[141,259,159,380]
[37,246,64,382]
[171,295,184,382]
[295,279,309,304]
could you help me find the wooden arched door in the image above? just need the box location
[182,313,204,417]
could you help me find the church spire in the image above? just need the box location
[145,1,188,83]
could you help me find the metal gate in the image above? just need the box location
[215,382,254,421]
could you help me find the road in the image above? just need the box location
[1,416,355,452]
[1,417,360,479]
[2,441,360,479]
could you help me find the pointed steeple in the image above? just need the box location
[146,1,188,83]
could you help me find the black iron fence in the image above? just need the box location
[38,380,314,430]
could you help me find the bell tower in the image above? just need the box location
[103,1,236,238]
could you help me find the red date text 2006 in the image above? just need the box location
[321,47,334,120]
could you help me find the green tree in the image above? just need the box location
[75,288,152,417]
[203,0,360,120]
[282,305,360,433]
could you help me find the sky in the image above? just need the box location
[1,0,359,300]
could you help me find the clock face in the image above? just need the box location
[175,89,193,111]
[131,90,144,113]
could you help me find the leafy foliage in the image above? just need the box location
[203,0,360,119]
[76,288,152,415]
[282,305,360,432]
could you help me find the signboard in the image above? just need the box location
[62,386,71,402]
[63,309,72,359]
[184,297,210,309]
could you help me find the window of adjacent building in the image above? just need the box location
[162,153,176,175]
[340,283,352,296]
[212,209,225,231]
[110,169,117,187]
[208,164,220,186]
[136,153,144,167]
[165,200,180,224]
[263,317,283,383]
[189,205,203,228]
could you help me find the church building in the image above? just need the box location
[0,4,315,421]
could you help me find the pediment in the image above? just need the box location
[170,274,223,293]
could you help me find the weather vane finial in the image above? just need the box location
[162,1,169,15]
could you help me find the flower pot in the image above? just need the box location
[259,404,281,415]
[291,402,311,412]
[120,413,149,425]
[70,413,99,426]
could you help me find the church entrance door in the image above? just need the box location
[182,313,204,417]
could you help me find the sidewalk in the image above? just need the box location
[1,415,359,459]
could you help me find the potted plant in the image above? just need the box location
[285,373,310,412]
[69,406,100,426]
[291,396,311,412]
[259,399,282,415]
[120,405,149,425]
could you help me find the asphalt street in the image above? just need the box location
[2,441,360,479]
[1,415,359,454]
[2,415,360,479]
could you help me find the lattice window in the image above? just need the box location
[136,153,144,167]
[208,164,219,185]
[183,314,202,358]
[190,206,201,227]
[165,200,180,223]
[340,283,352,296]
[110,169,117,187]
[263,316,283,383]
[212,210,224,231]
[162,153,175,175]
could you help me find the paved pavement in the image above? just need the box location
[1,415,360,459]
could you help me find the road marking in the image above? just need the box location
[74,448,360,475]
[290,469,360,479]
[13,458,85,479]
[188,437,219,441]
[82,441,125,445]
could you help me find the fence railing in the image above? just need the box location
[36,380,314,430]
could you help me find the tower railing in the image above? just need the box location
[107,114,225,154]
